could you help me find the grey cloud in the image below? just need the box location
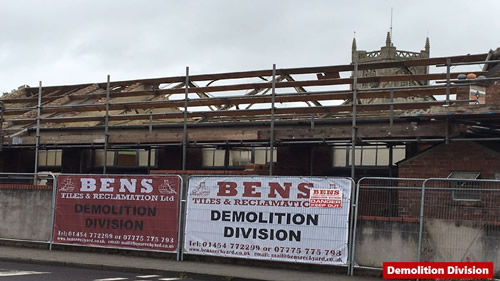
[1,0,499,92]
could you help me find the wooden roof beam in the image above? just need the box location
[1,86,459,116]
[16,53,487,93]
[5,99,472,125]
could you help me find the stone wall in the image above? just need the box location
[354,218,500,274]
[0,185,53,241]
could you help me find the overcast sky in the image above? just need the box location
[1,0,499,94]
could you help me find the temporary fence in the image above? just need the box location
[0,172,56,244]
[350,177,425,275]
[0,172,499,275]
[182,176,354,266]
[349,177,500,276]
[50,174,183,258]
[419,178,500,268]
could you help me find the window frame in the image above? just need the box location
[332,143,406,167]
[93,149,157,168]
[37,149,62,168]
[448,171,481,202]
[202,146,277,168]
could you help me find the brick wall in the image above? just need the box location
[486,81,500,104]
[456,82,500,105]
[398,141,500,219]
[399,141,500,179]
[0,183,51,190]
[456,85,470,101]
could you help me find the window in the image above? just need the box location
[495,173,500,180]
[94,149,156,167]
[202,148,226,167]
[95,150,115,166]
[333,146,347,167]
[448,171,481,201]
[38,150,62,167]
[138,150,155,167]
[254,147,277,165]
[116,150,137,166]
[202,147,277,168]
[229,148,252,166]
[332,144,406,167]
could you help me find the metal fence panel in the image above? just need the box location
[183,176,353,266]
[350,177,425,274]
[421,178,500,274]
[0,172,56,244]
[51,174,182,254]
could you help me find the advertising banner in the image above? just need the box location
[53,174,180,252]
[184,176,352,265]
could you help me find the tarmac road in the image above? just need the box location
[0,261,207,281]
[0,245,379,281]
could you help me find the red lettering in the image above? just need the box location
[268,182,291,198]
[243,182,261,197]
[216,181,238,196]
[297,183,312,198]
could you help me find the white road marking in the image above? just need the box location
[0,270,49,277]
[158,278,182,281]
[94,277,128,281]
[137,275,161,278]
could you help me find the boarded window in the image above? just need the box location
[116,150,137,166]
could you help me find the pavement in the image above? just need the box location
[0,245,380,281]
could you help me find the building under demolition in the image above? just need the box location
[1,35,499,181]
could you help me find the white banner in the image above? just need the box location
[184,176,352,265]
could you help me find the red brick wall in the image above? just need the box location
[486,81,500,104]
[456,85,470,101]
[398,141,500,219]
[399,141,500,179]
[456,82,500,104]
[0,184,52,190]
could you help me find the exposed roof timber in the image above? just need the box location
[6,100,472,125]
[283,74,322,107]
[1,71,484,104]
[2,86,458,116]
[17,53,487,93]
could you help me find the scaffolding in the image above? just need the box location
[1,52,500,178]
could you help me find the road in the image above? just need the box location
[0,261,211,281]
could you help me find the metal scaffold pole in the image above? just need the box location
[182,66,189,171]
[445,58,451,104]
[351,56,359,179]
[103,75,110,174]
[269,64,276,176]
[0,101,4,152]
[33,81,42,184]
